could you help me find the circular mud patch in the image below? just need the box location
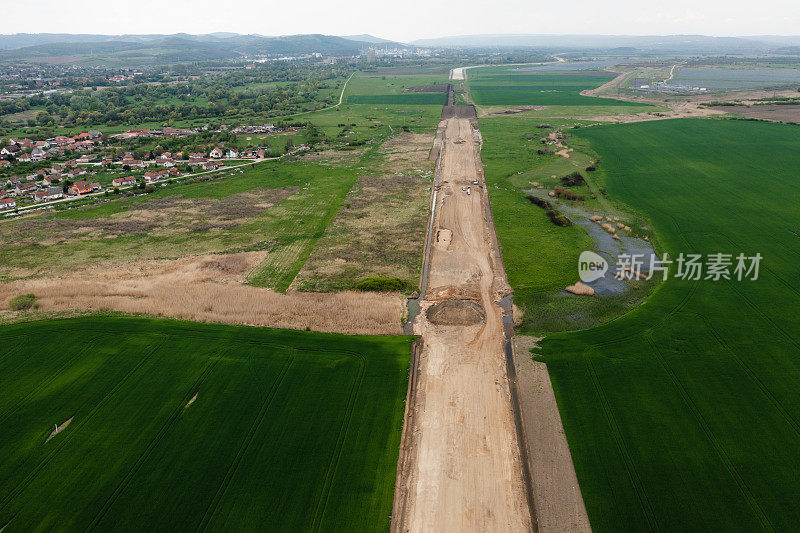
[426,300,486,326]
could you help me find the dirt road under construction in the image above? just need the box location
[392,116,534,531]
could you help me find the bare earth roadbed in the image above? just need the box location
[392,117,532,531]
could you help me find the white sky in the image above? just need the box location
[2,0,799,42]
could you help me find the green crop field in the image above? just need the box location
[346,93,446,105]
[537,119,800,531]
[342,73,448,106]
[0,317,411,531]
[468,68,646,107]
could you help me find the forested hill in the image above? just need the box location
[0,33,401,65]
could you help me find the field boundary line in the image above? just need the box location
[309,352,367,531]
[583,353,660,530]
[691,310,800,436]
[390,337,422,532]
[197,355,295,531]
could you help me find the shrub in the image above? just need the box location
[526,195,553,210]
[355,277,409,292]
[548,211,572,227]
[561,171,585,187]
[10,293,38,311]
[526,195,571,227]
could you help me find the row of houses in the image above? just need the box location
[1,130,104,165]
[111,127,198,140]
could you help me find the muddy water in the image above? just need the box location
[525,189,661,295]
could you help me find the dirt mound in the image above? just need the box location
[565,282,595,295]
[426,300,485,326]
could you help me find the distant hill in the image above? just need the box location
[0,33,384,66]
[341,34,398,45]
[408,34,787,53]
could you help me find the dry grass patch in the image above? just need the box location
[0,252,405,335]
[291,132,434,291]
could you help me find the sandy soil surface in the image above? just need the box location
[0,252,405,335]
[514,336,591,533]
[392,117,533,532]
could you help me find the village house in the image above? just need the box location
[76,154,98,164]
[42,174,61,186]
[126,160,146,169]
[162,127,195,137]
[144,170,170,183]
[225,149,239,159]
[209,147,225,159]
[34,187,64,202]
[69,181,92,195]
[16,153,32,162]
[15,182,38,196]
[188,157,208,166]
[1,145,20,157]
[6,176,21,187]
[0,160,10,169]
[0,197,16,209]
[31,147,48,161]
[156,159,176,168]
[202,161,222,171]
[112,176,137,188]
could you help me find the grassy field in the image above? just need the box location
[0,159,357,291]
[538,119,800,531]
[468,68,647,107]
[292,132,434,292]
[0,316,411,531]
[343,72,448,106]
[347,93,446,105]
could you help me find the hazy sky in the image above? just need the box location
[3,0,799,42]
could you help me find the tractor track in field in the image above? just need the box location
[87,356,223,531]
[197,356,295,531]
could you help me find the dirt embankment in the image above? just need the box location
[514,336,591,532]
[391,117,532,532]
[0,252,405,335]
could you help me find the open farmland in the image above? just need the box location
[0,316,411,531]
[468,68,647,107]
[670,67,800,89]
[292,132,434,292]
[0,160,356,290]
[344,72,449,105]
[537,119,800,530]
